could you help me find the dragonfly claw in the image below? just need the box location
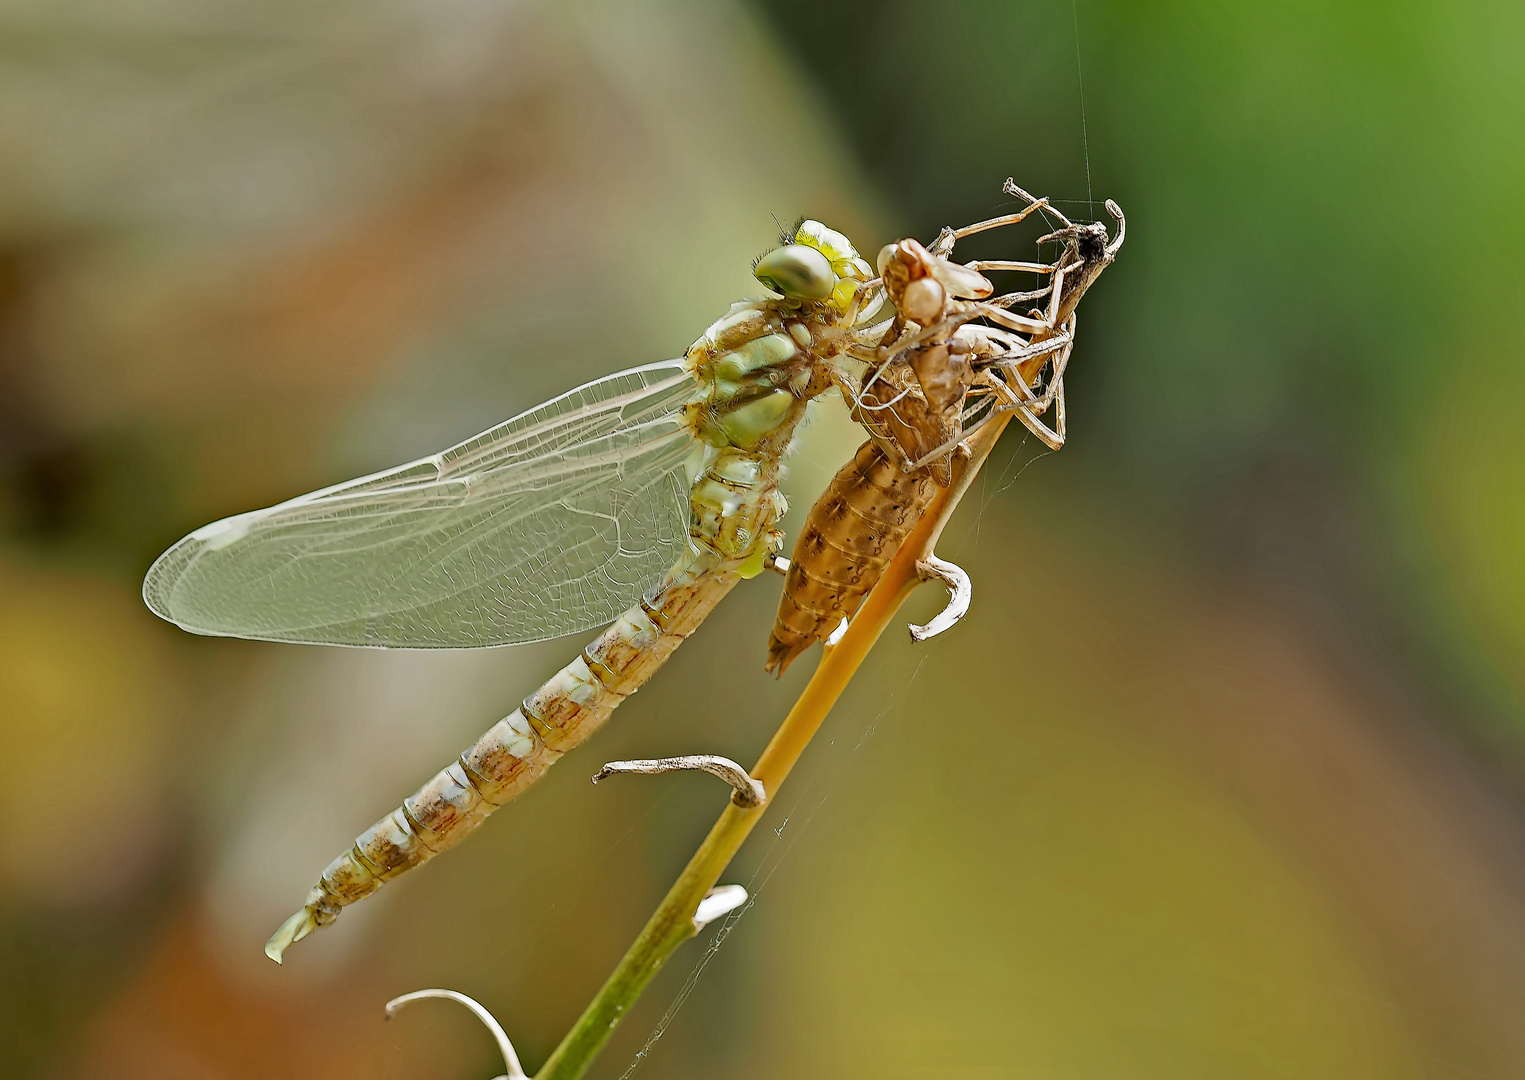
[592,754,767,808]
[385,989,526,1080]
[909,555,971,642]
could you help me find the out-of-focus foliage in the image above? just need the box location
[1,0,1523,1077]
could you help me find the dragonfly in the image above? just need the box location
[142,183,1120,963]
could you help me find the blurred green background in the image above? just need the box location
[2,0,1523,1076]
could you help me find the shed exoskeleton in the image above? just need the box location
[768,183,1125,673]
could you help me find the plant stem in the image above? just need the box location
[534,415,1013,1080]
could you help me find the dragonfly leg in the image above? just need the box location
[983,367,1066,452]
[909,555,972,643]
[937,179,1068,257]
[592,754,767,808]
[386,989,526,1080]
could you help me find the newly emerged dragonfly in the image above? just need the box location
[144,183,1121,962]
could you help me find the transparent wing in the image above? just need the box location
[144,360,699,648]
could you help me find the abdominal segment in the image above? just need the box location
[766,439,937,674]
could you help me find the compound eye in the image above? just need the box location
[754,244,834,300]
[901,276,945,322]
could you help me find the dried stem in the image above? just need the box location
[591,755,767,808]
[533,413,1015,1080]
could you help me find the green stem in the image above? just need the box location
[534,417,1011,1080]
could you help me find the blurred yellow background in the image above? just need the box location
[2,1,1523,1077]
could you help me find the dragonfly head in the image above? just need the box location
[753,219,873,314]
[876,237,994,323]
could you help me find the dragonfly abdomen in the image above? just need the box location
[767,439,938,674]
[265,558,747,962]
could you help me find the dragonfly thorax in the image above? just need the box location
[689,447,786,569]
[685,221,872,455]
[677,221,872,581]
